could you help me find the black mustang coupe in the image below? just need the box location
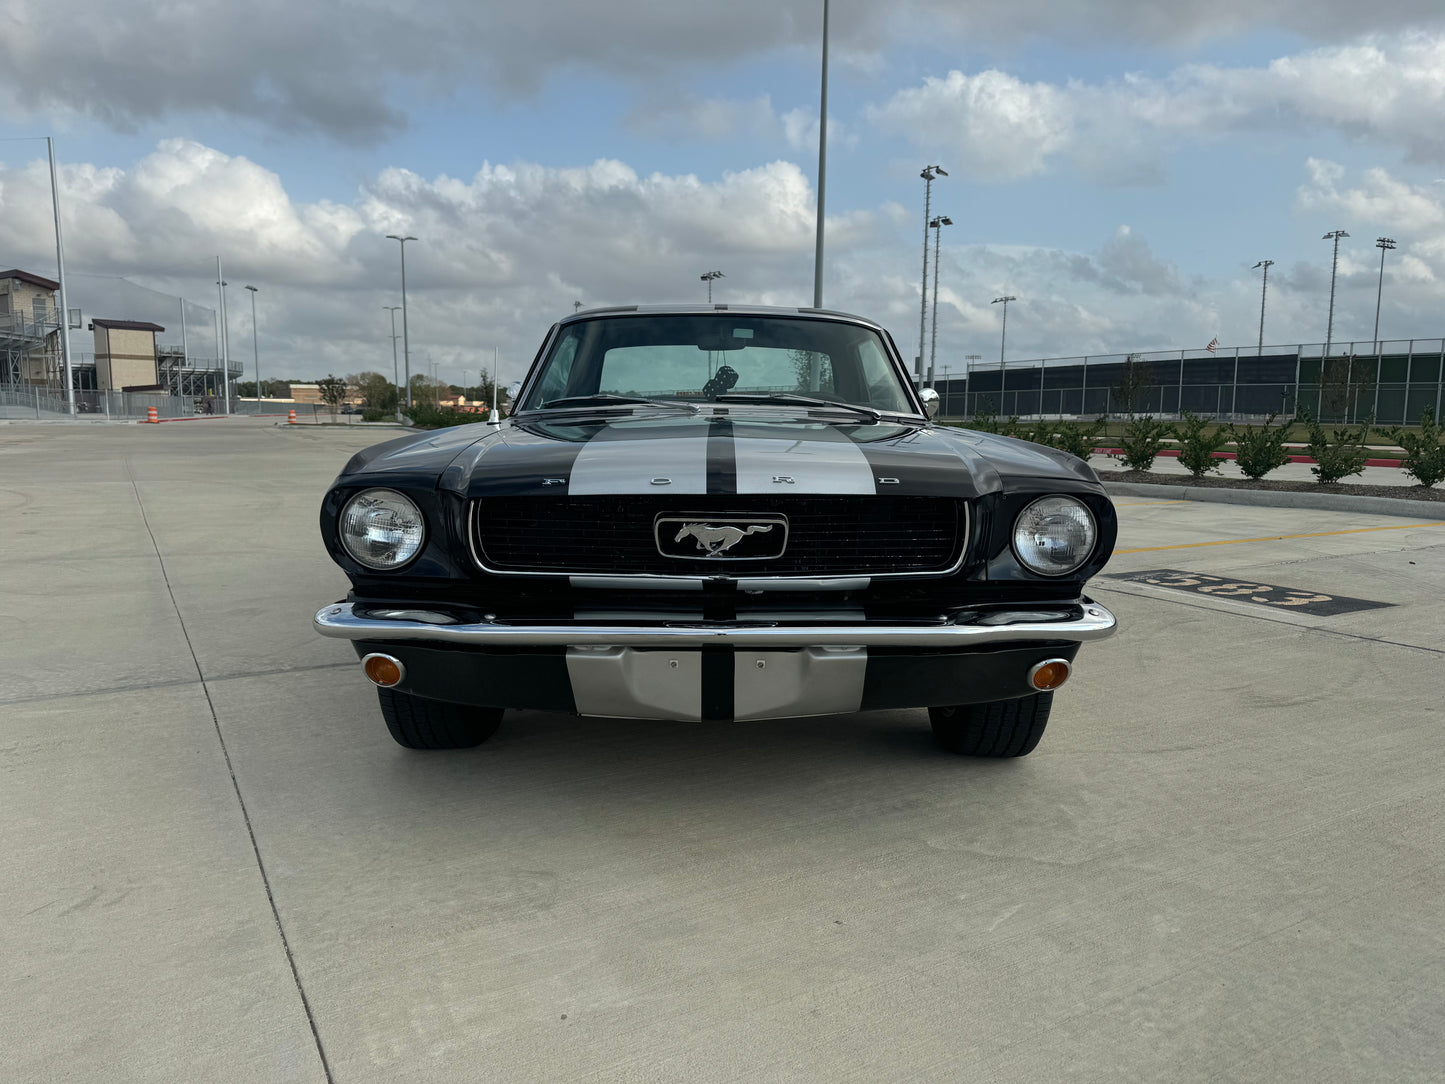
[315,306,1117,756]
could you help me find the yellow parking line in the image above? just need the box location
[1116,521,1445,554]
[1113,500,1191,506]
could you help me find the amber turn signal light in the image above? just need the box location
[1028,659,1071,692]
[362,653,405,687]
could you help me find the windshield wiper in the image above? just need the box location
[538,394,698,413]
[712,393,881,422]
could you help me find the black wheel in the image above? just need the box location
[377,687,503,750]
[928,693,1053,758]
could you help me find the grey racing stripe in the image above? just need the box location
[732,421,875,495]
[567,419,711,494]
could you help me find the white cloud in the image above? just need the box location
[3,1,1441,142]
[869,71,1071,181]
[873,30,1445,181]
[0,141,878,383]
[5,141,1442,384]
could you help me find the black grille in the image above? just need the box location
[472,496,964,576]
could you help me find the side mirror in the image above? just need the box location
[918,387,940,419]
[507,381,522,399]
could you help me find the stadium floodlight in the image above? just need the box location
[1322,230,1349,360]
[1373,237,1396,351]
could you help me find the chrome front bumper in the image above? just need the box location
[313,600,1117,648]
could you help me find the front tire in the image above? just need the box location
[928,693,1053,757]
[377,688,503,750]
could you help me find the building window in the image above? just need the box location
[0,293,10,316]
[34,296,50,325]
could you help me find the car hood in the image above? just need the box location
[392,412,1104,500]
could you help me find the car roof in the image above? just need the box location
[558,304,886,332]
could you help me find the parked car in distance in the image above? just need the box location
[315,305,1117,756]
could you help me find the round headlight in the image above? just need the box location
[339,488,426,570]
[1011,495,1097,577]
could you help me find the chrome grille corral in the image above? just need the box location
[470,496,966,577]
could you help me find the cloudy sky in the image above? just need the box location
[3,0,1445,386]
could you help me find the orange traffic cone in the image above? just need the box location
[287,409,298,425]
[146,406,159,424]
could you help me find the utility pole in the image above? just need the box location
[992,295,1016,371]
[46,138,75,415]
[1322,229,1349,361]
[387,234,417,407]
[1373,237,1396,351]
[1252,260,1273,354]
[216,257,230,413]
[813,0,829,309]
[928,215,952,385]
[917,165,947,383]
[383,306,402,421]
[245,285,260,404]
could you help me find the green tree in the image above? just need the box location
[1300,409,1371,484]
[1320,354,1374,424]
[1228,413,1294,480]
[1387,407,1445,487]
[352,371,398,412]
[1175,411,1230,478]
[1117,415,1173,472]
[1112,354,1156,418]
[316,374,348,415]
[408,373,448,406]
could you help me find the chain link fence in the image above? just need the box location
[939,338,1445,425]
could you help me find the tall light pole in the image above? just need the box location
[928,215,952,385]
[387,234,417,407]
[383,306,402,420]
[701,270,724,303]
[215,257,231,413]
[1373,237,1396,351]
[46,138,75,415]
[244,285,259,404]
[916,165,947,383]
[992,295,1016,371]
[813,0,829,309]
[1322,229,1348,361]
[1252,260,1273,354]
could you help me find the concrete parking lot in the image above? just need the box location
[2,417,1442,1082]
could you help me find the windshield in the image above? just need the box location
[518,314,916,414]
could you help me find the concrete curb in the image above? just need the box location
[1105,481,1445,520]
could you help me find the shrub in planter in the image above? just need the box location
[964,409,1002,434]
[404,404,485,430]
[1037,419,1103,462]
[1117,415,1173,472]
[1228,413,1293,480]
[1300,409,1372,484]
[1387,407,1445,487]
[1175,411,1230,478]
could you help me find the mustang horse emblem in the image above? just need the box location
[674,522,773,557]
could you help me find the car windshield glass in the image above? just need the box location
[517,314,915,414]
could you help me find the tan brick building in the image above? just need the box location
[1,269,61,385]
[91,318,164,391]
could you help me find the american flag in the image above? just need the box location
[1206,337,1218,353]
